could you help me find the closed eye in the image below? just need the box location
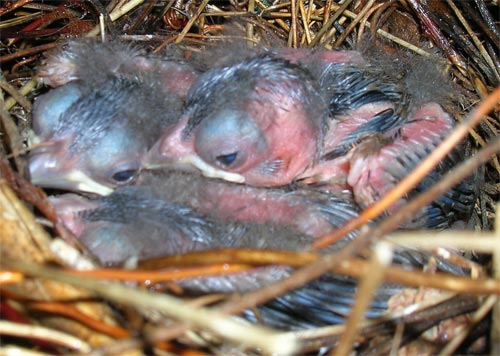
[111,169,138,185]
[216,152,238,166]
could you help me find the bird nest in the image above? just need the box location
[0,0,499,355]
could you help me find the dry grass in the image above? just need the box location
[0,0,499,354]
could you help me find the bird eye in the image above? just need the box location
[111,169,138,185]
[216,152,238,166]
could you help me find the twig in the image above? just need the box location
[246,0,255,46]
[175,0,210,44]
[332,0,375,47]
[0,271,24,285]
[0,179,55,262]
[407,0,468,73]
[1,258,299,355]
[491,201,500,354]
[82,338,145,356]
[386,231,498,252]
[333,241,393,356]
[289,0,298,48]
[0,76,32,112]
[0,99,25,173]
[356,2,386,43]
[473,0,500,46]
[71,263,252,282]
[438,295,498,355]
[309,0,353,47]
[446,0,500,82]
[0,43,58,63]
[362,294,481,355]
[69,253,500,295]
[3,78,37,111]
[0,0,33,17]
[27,302,131,339]
[0,346,54,356]
[299,0,312,44]
[373,135,499,238]
[0,320,91,352]
[86,0,145,37]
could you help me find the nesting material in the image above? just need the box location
[0,0,499,355]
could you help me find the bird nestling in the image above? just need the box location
[29,39,198,195]
[51,173,467,330]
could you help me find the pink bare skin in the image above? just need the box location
[138,171,358,239]
[298,102,454,211]
[145,54,326,187]
[152,88,319,187]
[347,103,453,210]
[323,102,396,152]
[191,180,347,238]
[50,194,100,237]
[297,102,396,188]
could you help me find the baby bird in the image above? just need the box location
[52,184,395,329]
[145,49,399,186]
[146,53,329,186]
[116,170,360,241]
[52,174,466,330]
[37,39,197,95]
[29,40,197,195]
[50,166,361,264]
[145,49,476,229]
[51,185,312,265]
